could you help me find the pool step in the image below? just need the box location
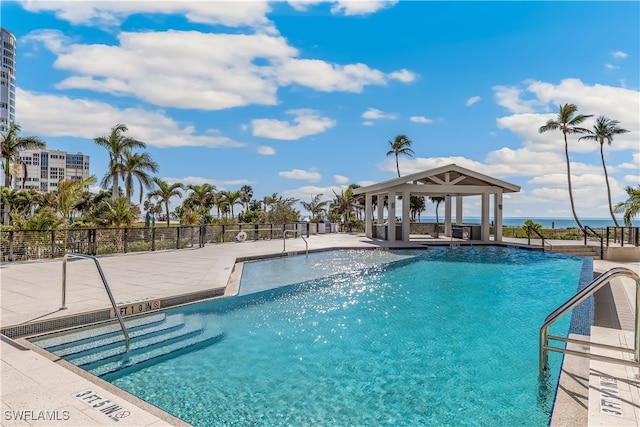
[46,314,187,358]
[52,313,223,378]
[81,320,225,378]
[33,312,168,351]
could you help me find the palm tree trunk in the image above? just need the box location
[601,143,620,227]
[395,155,400,177]
[165,201,170,227]
[112,172,119,201]
[563,133,583,229]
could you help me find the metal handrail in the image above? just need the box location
[283,229,308,255]
[526,226,552,251]
[539,267,640,378]
[584,226,604,259]
[62,252,130,346]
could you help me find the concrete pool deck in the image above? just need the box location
[1,233,639,426]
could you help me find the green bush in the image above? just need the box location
[97,244,117,255]
[127,241,152,252]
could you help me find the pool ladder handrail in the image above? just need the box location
[539,266,640,378]
[62,252,130,347]
[283,229,308,255]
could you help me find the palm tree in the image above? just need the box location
[240,185,253,211]
[94,123,146,201]
[184,183,216,219]
[1,123,45,224]
[410,195,426,221]
[386,134,414,177]
[538,104,592,229]
[429,196,445,223]
[614,185,640,227]
[301,194,329,221]
[146,177,184,227]
[1,122,45,188]
[223,190,244,219]
[119,151,159,205]
[578,116,629,227]
[56,176,97,223]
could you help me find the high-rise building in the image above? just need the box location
[1,27,16,133]
[14,146,91,192]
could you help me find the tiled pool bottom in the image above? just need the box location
[30,247,591,426]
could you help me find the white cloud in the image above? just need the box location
[493,85,540,113]
[362,108,396,120]
[331,0,398,16]
[465,96,481,106]
[612,51,628,59]
[605,64,619,70]
[287,0,397,16]
[22,1,276,32]
[252,109,336,140]
[495,79,639,152]
[279,168,322,182]
[362,121,375,126]
[277,60,394,93]
[31,29,415,111]
[257,145,276,155]
[410,116,433,124]
[389,69,417,83]
[17,88,243,148]
[334,174,349,184]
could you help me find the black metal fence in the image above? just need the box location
[1,223,310,262]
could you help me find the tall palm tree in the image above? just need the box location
[94,123,146,201]
[614,185,640,227]
[538,104,592,229]
[578,116,629,227]
[119,151,159,205]
[146,177,184,227]
[386,134,414,177]
[1,123,45,224]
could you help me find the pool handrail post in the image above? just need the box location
[62,252,131,347]
[282,229,308,256]
[539,267,640,380]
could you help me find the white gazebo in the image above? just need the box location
[352,164,521,242]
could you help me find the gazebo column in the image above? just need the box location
[388,192,396,241]
[402,189,410,241]
[481,192,490,241]
[455,196,463,225]
[494,191,503,242]
[377,195,384,224]
[365,193,372,238]
[444,195,452,236]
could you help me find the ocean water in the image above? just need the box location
[417,217,639,229]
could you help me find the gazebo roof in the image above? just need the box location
[352,164,520,196]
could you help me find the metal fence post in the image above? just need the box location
[222,225,225,243]
[124,228,129,253]
[176,227,181,249]
[151,227,156,251]
[51,230,56,258]
[8,230,14,261]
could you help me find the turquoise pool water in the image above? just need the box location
[33,247,586,426]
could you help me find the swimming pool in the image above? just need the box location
[31,247,588,426]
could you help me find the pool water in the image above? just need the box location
[33,247,587,426]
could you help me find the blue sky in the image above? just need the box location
[3,0,639,220]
